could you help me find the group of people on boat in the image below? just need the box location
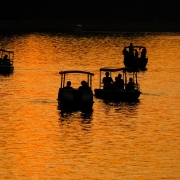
[103,71,135,91]
[123,43,147,60]
[64,80,91,90]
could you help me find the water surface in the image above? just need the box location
[0,32,180,180]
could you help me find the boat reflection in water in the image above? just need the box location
[102,99,140,111]
[97,99,140,123]
[59,108,93,125]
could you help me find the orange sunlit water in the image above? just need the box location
[0,32,180,179]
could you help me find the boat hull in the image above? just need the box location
[58,88,94,110]
[0,65,14,72]
[124,57,148,69]
[94,88,141,101]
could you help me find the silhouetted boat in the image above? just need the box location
[123,43,148,69]
[94,67,141,101]
[0,49,14,73]
[58,70,94,110]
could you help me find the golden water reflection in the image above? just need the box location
[0,32,180,179]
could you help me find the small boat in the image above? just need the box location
[58,70,94,110]
[123,43,148,69]
[94,67,141,101]
[0,49,14,73]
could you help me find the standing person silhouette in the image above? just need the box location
[129,43,134,57]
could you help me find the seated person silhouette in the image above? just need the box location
[123,47,129,57]
[141,47,147,58]
[135,50,138,59]
[113,76,120,90]
[126,78,135,91]
[64,81,73,89]
[2,54,8,65]
[103,72,113,90]
[84,81,91,90]
[117,73,124,89]
[78,80,90,91]
[3,55,8,60]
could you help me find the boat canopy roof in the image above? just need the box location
[0,49,14,54]
[59,70,94,76]
[100,67,139,72]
